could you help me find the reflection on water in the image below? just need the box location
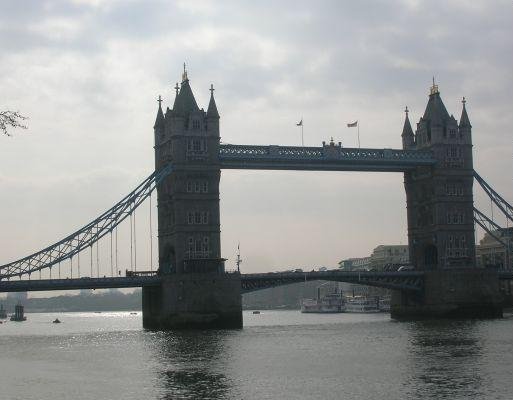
[406,320,485,399]
[146,331,235,400]
[0,311,512,400]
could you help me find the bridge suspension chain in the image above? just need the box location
[0,165,172,280]
[474,171,513,224]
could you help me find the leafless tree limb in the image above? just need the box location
[1,110,28,136]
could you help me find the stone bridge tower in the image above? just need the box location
[402,82,475,270]
[143,68,242,329]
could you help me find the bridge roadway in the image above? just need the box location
[0,270,425,293]
[0,270,510,294]
[218,144,437,172]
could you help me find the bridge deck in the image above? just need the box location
[0,276,162,292]
[219,144,436,172]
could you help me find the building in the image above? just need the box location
[339,245,409,271]
[338,257,371,271]
[476,227,513,269]
[370,245,409,270]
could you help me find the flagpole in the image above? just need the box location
[357,122,360,149]
[301,120,304,147]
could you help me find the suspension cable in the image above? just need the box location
[130,207,133,272]
[110,230,113,277]
[134,208,137,272]
[115,226,118,276]
[96,240,100,278]
[90,245,93,277]
[149,193,153,271]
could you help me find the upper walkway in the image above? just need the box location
[218,144,436,172]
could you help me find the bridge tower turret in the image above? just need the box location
[143,67,242,329]
[404,82,475,270]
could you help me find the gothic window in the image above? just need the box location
[194,181,201,193]
[186,181,193,193]
[194,211,201,224]
[192,119,200,130]
[188,237,194,254]
[458,186,464,196]
[450,128,456,139]
[202,181,209,193]
[187,212,194,225]
[202,237,209,253]
[195,238,202,252]
[202,211,209,224]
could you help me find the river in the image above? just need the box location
[0,310,512,400]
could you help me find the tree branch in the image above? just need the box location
[1,110,28,136]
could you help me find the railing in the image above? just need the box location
[219,144,435,161]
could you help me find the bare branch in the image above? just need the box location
[1,110,28,136]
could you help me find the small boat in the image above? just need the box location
[130,312,137,315]
[252,310,261,314]
[52,318,61,324]
[0,304,7,319]
[10,303,27,321]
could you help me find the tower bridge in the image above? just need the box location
[1,69,512,328]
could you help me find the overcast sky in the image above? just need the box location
[1,0,512,280]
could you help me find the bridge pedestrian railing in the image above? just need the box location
[219,144,436,171]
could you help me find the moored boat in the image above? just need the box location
[345,296,380,313]
[301,287,345,313]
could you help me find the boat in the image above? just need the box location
[301,286,345,313]
[345,296,380,313]
[0,304,7,319]
[252,310,261,314]
[379,296,391,312]
[52,318,61,324]
[10,303,27,321]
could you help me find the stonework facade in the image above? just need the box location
[402,84,475,270]
[153,71,223,274]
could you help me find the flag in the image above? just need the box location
[296,119,303,126]
[347,120,358,128]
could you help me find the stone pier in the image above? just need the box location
[391,269,503,319]
[142,272,242,329]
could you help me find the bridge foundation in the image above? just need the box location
[391,269,503,319]
[142,273,242,329]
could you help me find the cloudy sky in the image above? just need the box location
[1,0,512,280]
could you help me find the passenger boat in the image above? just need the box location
[10,303,27,321]
[301,290,345,313]
[345,296,380,313]
[379,296,391,312]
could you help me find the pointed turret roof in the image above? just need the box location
[207,84,219,118]
[173,69,199,117]
[422,81,451,124]
[154,95,165,130]
[459,97,471,128]
[402,106,414,137]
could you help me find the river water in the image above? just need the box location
[0,310,512,400]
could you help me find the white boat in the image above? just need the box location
[301,292,345,313]
[379,296,391,312]
[345,296,380,313]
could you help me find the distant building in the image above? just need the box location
[369,245,409,271]
[338,244,409,271]
[338,257,371,271]
[476,227,513,269]
[338,244,409,297]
